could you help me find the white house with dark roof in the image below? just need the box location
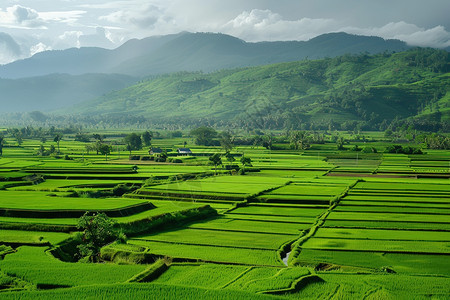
[177,148,192,155]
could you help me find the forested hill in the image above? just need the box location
[70,48,450,131]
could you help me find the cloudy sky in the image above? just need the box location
[0,0,449,64]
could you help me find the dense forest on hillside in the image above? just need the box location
[66,48,449,131]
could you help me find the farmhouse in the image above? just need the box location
[149,147,163,155]
[177,148,192,155]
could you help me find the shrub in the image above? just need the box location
[362,146,377,153]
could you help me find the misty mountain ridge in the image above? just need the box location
[0,32,410,79]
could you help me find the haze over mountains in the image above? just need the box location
[0,31,413,113]
[1,32,410,79]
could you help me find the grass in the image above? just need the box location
[188,217,309,235]
[0,133,449,298]
[133,227,295,250]
[0,191,147,210]
[296,249,450,275]
[0,230,70,245]
[0,246,147,286]
[302,237,450,254]
[313,228,450,242]
[128,240,283,266]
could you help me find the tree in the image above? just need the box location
[209,153,222,175]
[262,135,273,150]
[75,133,90,142]
[37,145,46,156]
[142,131,152,147]
[336,136,345,150]
[124,133,142,155]
[225,151,235,166]
[290,131,309,150]
[190,126,217,146]
[0,136,4,156]
[98,144,111,160]
[220,131,234,152]
[54,134,62,154]
[77,212,120,262]
[240,155,252,174]
[92,134,104,142]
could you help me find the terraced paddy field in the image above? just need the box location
[0,136,449,299]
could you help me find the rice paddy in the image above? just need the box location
[0,134,448,299]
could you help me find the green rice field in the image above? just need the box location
[0,133,448,299]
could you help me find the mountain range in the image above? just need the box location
[0,31,448,130]
[0,32,414,114]
[0,32,409,79]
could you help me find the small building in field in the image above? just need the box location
[177,148,192,155]
[149,147,163,155]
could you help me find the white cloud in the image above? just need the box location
[79,27,116,48]
[221,9,338,42]
[30,42,51,56]
[342,22,450,48]
[0,5,46,29]
[58,30,83,48]
[100,4,169,29]
[220,9,450,48]
[39,10,87,25]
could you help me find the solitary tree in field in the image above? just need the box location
[209,153,222,175]
[53,134,62,154]
[77,212,120,262]
[98,144,111,161]
[124,133,142,155]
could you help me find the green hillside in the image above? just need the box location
[72,48,449,130]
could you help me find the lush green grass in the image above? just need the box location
[128,240,283,266]
[327,211,450,223]
[323,219,450,231]
[0,230,70,245]
[296,249,450,275]
[133,227,295,250]
[227,205,326,218]
[293,273,450,299]
[153,263,249,289]
[314,228,450,241]
[302,237,449,253]
[188,217,309,235]
[0,191,147,210]
[0,246,147,286]
[0,282,279,299]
